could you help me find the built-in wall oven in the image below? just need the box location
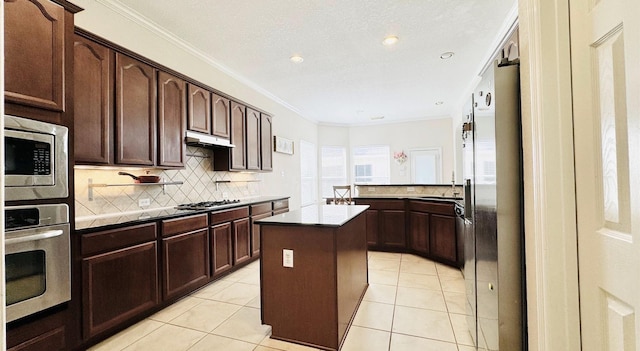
[5,204,71,322]
[4,114,69,201]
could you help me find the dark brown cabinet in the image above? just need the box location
[356,199,406,249]
[212,93,231,139]
[430,214,457,263]
[246,108,261,170]
[250,202,272,257]
[158,72,186,168]
[211,223,233,275]
[260,113,273,171]
[210,207,250,275]
[187,84,211,134]
[74,35,114,164]
[8,326,66,351]
[115,53,157,166]
[230,102,247,170]
[5,0,65,113]
[161,214,209,300]
[81,223,159,339]
[409,211,430,254]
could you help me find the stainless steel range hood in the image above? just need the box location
[185,131,235,148]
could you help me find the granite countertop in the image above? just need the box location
[256,204,369,227]
[353,196,462,202]
[75,196,289,233]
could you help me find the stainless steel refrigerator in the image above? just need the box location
[462,60,525,351]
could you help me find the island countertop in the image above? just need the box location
[256,204,369,227]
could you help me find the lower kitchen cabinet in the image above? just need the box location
[210,207,250,275]
[429,214,457,263]
[364,210,379,246]
[355,199,406,249]
[161,214,209,300]
[409,211,430,254]
[81,223,159,339]
[381,210,406,248]
[250,202,272,257]
[7,309,70,351]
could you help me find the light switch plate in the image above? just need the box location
[138,198,150,207]
[283,249,294,268]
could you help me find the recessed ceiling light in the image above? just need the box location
[435,101,444,105]
[440,52,455,59]
[290,55,304,63]
[370,116,385,120]
[382,36,399,46]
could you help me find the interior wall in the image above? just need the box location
[345,118,454,184]
[73,0,317,210]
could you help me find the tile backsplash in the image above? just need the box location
[75,146,262,219]
[354,184,462,198]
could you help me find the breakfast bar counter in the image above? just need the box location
[256,205,369,351]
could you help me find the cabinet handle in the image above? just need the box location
[6,230,64,245]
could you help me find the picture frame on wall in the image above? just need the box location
[274,136,294,155]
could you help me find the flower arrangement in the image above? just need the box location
[393,151,407,164]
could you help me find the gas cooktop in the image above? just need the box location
[175,199,241,210]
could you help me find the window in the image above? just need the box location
[352,146,390,184]
[299,140,318,206]
[410,148,442,183]
[320,146,347,198]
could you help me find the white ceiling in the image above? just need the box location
[113,0,517,125]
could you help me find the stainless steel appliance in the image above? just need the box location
[175,199,242,210]
[5,204,71,322]
[4,114,69,201]
[462,60,525,351]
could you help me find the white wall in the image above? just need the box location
[73,0,317,210]
[318,118,455,184]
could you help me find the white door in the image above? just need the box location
[409,149,441,184]
[570,0,640,348]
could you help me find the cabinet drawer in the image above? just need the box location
[355,199,405,210]
[161,213,208,237]
[273,199,289,211]
[210,207,249,225]
[81,222,157,257]
[409,201,455,216]
[251,202,272,216]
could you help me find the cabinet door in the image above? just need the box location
[5,0,65,112]
[381,210,406,248]
[246,108,261,170]
[230,101,247,170]
[409,211,430,254]
[83,241,158,338]
[260,113,273,171]
[162,229,209,300]
[74,35,114,164]
[7,326,66,351]
[212,93,230,139]
[158,72,186,168]
[365,210,379,246]
[187,84,211,134]
[115,53,157,166]
[234,218,251,265]
[251,212,271,257]
[211,223,233,275]
[430,214,457,263]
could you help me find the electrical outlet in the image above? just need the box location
[407,187,415,192]
[283,249,294,268]
[222,192,229,199]
[368,187,376,192]
[138,198,150,207]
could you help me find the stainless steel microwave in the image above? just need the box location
[4,115,69,201]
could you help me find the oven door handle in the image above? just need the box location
[5,229,64,245]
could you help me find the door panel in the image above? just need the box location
[571,0,640,348]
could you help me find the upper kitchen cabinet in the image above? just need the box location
[211,93,230,139]
[187,84,211,134]
[74,35,114,165]
[246,107,261,171]
[115,53,157,166]
[4,0,81,125]
[260,113,273,171]
[230,102,247,170]
[157,72,186,168]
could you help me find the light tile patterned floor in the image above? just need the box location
[89,252,473,351]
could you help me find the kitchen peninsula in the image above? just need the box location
[257,205,369,351]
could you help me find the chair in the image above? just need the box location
[332,185,352,205]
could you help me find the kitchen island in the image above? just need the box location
[257,205,369,351]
